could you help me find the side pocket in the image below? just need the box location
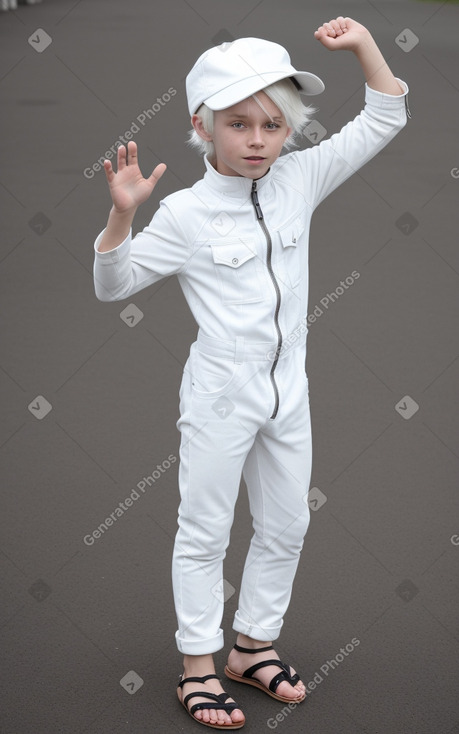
[189,345,241,398]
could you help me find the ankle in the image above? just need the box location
[183,653,215,678]
[235,633,272,650]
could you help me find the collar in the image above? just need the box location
[202,154,275,198]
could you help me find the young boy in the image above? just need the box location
[93,17,409,729]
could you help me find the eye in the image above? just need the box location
[266,122,280,130]
[231,122,245,129]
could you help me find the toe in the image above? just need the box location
[213,708,228,725]
[231,708,245,723]
[276,680,305,700]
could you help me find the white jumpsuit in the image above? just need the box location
[93,81,409,655]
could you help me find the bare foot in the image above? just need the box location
[226,636,306,702]
[178,672,245,728]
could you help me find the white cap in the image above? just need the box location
[186,37,325,116]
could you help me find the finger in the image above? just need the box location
[103,159,114,183]
[314,25,327,39]
[324,22,336,37]
[330,19,343,35]
[148,162,167,186]
[126,140,137,165]
[117,143,127,171]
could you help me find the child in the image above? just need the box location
[93,17,409,729]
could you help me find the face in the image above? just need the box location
[193,92,292,179]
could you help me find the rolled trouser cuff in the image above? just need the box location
[175,628,224,655]
[232,610,283,641]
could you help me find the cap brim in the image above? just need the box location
[203,70,325,111]
[292,71,325,96]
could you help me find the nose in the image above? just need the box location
[248,126,265,148]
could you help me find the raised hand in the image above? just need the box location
[314,16,371,52]
[103,141,167,214]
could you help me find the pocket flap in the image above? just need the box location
[279,216,305,248]
[210,241,256,268]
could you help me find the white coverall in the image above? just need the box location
[93,81,409,655]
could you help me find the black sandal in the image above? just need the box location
[224,644,306,704]
[177,673,245,730]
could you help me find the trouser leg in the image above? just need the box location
[233,349,313,641]
[172,348,258,655]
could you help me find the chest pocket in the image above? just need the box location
[278,216,305,290]
[210,239,263,305]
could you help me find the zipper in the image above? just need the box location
[251,180,282,420]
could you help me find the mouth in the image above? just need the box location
[244,156,266,163]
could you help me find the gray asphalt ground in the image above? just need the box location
[1,1,458,732]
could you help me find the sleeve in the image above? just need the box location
[93,198,190,302]
[298,78,410,211]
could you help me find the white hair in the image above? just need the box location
[187,77,317,157]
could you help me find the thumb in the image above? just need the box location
[149,162,167,186]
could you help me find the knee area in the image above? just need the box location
[286,505,310,542]
[176,514,233,559]
[254,506,310,552]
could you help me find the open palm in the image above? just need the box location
[104,141,166,213]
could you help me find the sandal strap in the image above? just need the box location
[177,673,219,689]
[269,665,300,693]
[233,643,274,654]
[184,691,239,716]
[242,658,300,693]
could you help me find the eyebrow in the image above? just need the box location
[224,113,284,121]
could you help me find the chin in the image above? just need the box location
[246,166,270,180]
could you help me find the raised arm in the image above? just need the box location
[314,16,404,95]
[290,17,409,212]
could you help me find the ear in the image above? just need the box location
[282,125,294,147]
[191,114,213,142]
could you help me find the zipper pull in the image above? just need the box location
[251,180,263,220]
[404,93,412,120]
